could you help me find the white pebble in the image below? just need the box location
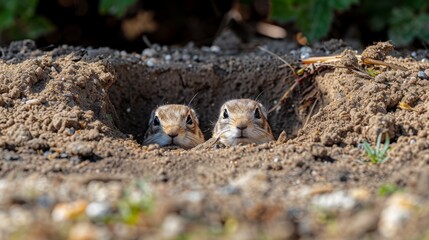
[210,45,220,53]
[312,191,356,210]
[86,202,110,219]
[146,58,156,67]
[161,214,186,238]
[25,99,41,105]
[379,193,420,238]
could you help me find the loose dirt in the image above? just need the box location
[0,38,429,239]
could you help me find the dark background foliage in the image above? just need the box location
[0,0,428,51]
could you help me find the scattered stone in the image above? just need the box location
[66,141,94,158]
[52,200,88,221]
[229,170,270,195]
[1,150,21,161]
[311,144,328,157]
[7,124,33,145]
[210,45,220,53]
[86,201,111,219]
[417,70,428,80]
[51,113,80,132]
[142,48,156,57]
[164,54,172,61]
[312,191,357,210]
[147,144,159,151]
[25,98,41,105]
[146,58,156,67]
[36,195,55,208]
[161,214,186,239]
[86,129,100,140]
[182,191,204,203]
[379,193,420,238]
[300,46,312,59]
[349,188,371,202]
[27,138,49,151]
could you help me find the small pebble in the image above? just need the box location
[417,70,428,80]
[147,144,159,151]
[66,141,94,158]
[161,214,186,239]
[183,191,204,203]
[86,129,100,140]
[164,54,172,61]
[229,170,269,195]
[27,138,49,151]
[378,193,420,237]
[182,54,190,61]
[210,45,220,53]
[2,151,21,161]
[300,46,312,59]
[142,48,156,57]
[25,98,41,105]
[36,195,55,208]
[312,190,356,210]
[86,202,111,219]
[52,200,88,221]
[146,58,156,67]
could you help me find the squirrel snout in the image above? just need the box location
[235,120,248,130]
[165,126,180,138]
[168,133,178,138]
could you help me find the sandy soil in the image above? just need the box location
[0,37,429,239]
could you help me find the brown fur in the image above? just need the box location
[144,104,204,149]
[213,99,274,146]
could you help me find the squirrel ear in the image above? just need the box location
[148,110,156,127]
[190,108,199,125]
[258,103,269,118]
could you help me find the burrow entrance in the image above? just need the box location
[107,50,328,141]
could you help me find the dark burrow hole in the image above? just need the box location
[107,55,328,142]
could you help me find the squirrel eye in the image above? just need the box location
[186,115,193,125]
[153,116,160,126]
[254,108,261,119]
[223,109,229,119]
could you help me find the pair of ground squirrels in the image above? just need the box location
[143,99,274,149]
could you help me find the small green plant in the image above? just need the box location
[378,183,400,196]
[366,67,381,77]
[117,180,155,225]
[362,133,390,164]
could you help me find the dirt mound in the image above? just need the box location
[0,39,429,239]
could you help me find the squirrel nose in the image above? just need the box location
[168,133,178,138]
[236,124,247,130]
